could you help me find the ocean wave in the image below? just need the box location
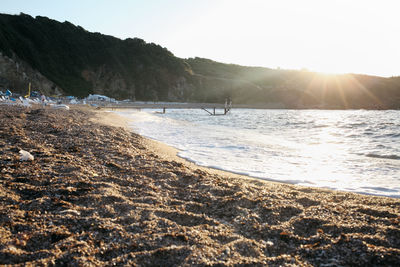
[360,186,398,193]
[378,133,400,138]
[339,122,367,128]
[365,153,400,160]
[313,124,329,128]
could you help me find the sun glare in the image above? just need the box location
[165,0,400,77]
[318,72,341,77]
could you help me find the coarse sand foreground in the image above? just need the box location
[0,105,399,266]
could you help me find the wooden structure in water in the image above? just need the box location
[201,106,231,116]
[201,99,232,116]
[107,101,232,115]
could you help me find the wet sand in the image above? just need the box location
[0,105,399,266]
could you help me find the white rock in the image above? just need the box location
[59,209,80,216]
[19,150,34,161]
[52,104,70,110]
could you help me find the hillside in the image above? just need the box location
[0,13,400,108]
[187,58,400,109]
[0,13,190,100]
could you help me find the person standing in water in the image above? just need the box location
[41,94,46,106]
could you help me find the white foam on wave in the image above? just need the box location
[365,153,400,160]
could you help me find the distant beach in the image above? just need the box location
[0,105,399,266]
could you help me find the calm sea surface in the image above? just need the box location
[116,109,400,198]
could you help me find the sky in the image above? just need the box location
[1,0,399,77]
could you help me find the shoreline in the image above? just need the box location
[97,109,331,195]
[102,108,399,199]
[95,109,270,183]
[1,105,399,266]
[97,101,400,111]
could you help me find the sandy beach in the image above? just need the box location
[0,105,399,266]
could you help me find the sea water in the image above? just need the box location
[116,109,400,198]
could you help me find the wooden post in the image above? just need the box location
[213,107,216,115]
[163,107,166,114]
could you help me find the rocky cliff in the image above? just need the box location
[0,52,62,96]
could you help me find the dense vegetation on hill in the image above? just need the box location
[187,57,400,109]
[1,13,399,108]
[0,13,189,99]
